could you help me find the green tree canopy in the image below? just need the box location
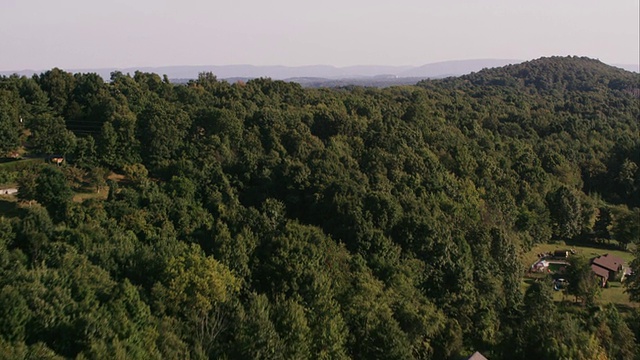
[35,166,74,222]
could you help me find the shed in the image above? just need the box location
[48,155,64,165]
[554,250,569,259]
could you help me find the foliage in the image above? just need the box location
[0,90,22,154]
[612,207,640,249]
[0,57,638,359]
[566,255,601,306]
[626,247,640,303]
[34,166,74,222]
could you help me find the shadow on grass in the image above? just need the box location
[565,239,626,252]
[0,198,28,218]
[614,303,639,314]
[0,157,20,164]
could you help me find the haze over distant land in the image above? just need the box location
[1,59,637,87]
[0,0,637,72]
[2,59,522,80]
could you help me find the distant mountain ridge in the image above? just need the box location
[398,59,522,77]
[0,60,522,80]
[2,59,637,83]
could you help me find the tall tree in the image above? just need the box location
[16,166,40,205]
[547,185,583,240]
[35,166,74,222]
[36,68,76,115]
[625,247,640,303]
[566,255,601,306]
[28,114,76,155]
[0,90,22,155]
[612,207,640,249]
[136,99,190,173]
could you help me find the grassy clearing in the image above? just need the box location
[519,277,638,308]
[0,158,43,187]
[0,196,28,218]
[523,242,633,269]
[0,158,43,171]
[521,241,637,308]
[72,188,109,202]
[601,282,634,305]
[107,172,126,182]
[1,188,108,217]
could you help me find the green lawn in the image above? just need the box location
[0,196,28,218]
[523,242,634,270]
[0,157,42,171]
[0,158,44,187]
[1,185,109,216]
[72,188,109,202]
[520,277,638,308]
[522,241,638,308]
[601,282,635,306]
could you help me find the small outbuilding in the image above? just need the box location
[553,250,569,259]
[48,155,64,165]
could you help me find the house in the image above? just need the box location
[591,264,610,287]
[591,254,626,286]
[465,351,488,360]
[48,155,64,165]
[0,188,18,196]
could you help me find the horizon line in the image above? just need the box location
[2,57,638,76]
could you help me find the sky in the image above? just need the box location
[1,0,638,71]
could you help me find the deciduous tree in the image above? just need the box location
[35,166,74,222]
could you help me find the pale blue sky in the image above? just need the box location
[1,0,638,71]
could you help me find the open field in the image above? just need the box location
[601,282,636,307]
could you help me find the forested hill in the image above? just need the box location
[0,56,639,359]
[417,56,639,208]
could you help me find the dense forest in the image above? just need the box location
[0,56,639,359]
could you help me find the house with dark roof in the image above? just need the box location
[591,264,610,287]
[591,254,626,286]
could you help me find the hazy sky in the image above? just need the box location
[1,0,638,71]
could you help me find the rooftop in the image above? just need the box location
[466,352,488,360]
[591,264,610,279]
[592,254,625,272]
